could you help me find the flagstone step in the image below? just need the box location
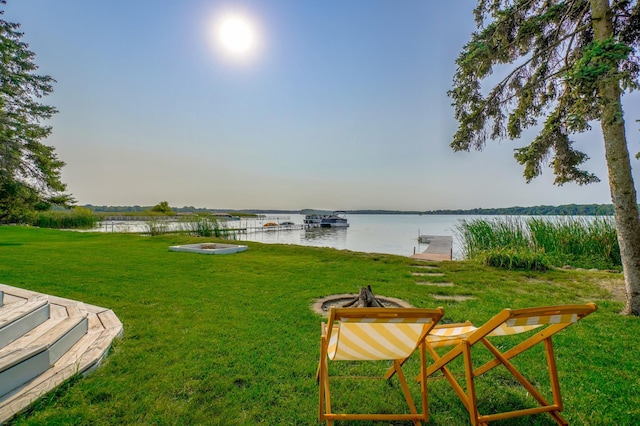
[416,282,455,287]
[431,294,476,302]
[411,272,446,277]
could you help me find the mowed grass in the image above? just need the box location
[0,227,638,425]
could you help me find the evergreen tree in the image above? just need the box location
[450,0,640,315]
[0,1,73,223]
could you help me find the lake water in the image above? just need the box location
[94,213,610,259]
[220,214,475,259]
[96,213,472,258]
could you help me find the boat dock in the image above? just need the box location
[411,235,453,261]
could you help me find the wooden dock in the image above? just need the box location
[411,235,453,261]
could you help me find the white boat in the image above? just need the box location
[320,211,349,228]
[303,214,324,228]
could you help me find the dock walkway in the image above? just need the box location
[411,235,453,261]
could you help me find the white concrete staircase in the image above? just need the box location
[0,283,123,423]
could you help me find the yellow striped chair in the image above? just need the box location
[317,306,444,426]
[424,303,597,426]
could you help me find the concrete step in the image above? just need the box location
[0,284,122,424]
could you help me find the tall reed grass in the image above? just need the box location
[181,215,236,238]
[456,216,620,270]
[143,218,170,236]
[34,207,98,229]
[143,215,238,238]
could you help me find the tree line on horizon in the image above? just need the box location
[80,203,616,216]
[420,204,615,216]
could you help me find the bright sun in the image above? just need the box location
[212,11,260,60]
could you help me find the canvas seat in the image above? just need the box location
[317,306,444,425]
[423,303,597,425]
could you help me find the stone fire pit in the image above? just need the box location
[311,293,413,316]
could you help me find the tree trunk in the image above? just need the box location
[592,0,640,315]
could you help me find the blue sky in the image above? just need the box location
[5,1,639,210]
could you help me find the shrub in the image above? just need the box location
[179,215,237,239]
[35,207,97,229]
[144,219,169,236]
[150,201,173,214]
[481,247,550,271]
[456,216,620,270]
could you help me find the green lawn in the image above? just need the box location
[0,227,637,425]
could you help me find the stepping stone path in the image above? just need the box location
[410,264,475,302]
[431,294,476,302]
[416,282,455,287]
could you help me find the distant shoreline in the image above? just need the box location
[81,203,616,217]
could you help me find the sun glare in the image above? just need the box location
[211,11,260,61]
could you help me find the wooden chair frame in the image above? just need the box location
[424,303,597,426]
[317,307,444,426]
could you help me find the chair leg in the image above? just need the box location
[544,338,568,426]
[318,358,324,421]
[481,337,568,425]
[419,342,429,421]
[318,361,333,424]
[318,334,331,423]
[483,338,554,407]
[394,360,420,419]
[425,343,472,412]
[462,341,480,425]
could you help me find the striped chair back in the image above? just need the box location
[326,308,441,361]
[427,308,583,348]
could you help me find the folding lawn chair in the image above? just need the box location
[317,306,444,425]
[424,303,597,425]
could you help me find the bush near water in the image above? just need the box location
[31,208,237,239]
[456,216,620,270]
[34,207,98,229]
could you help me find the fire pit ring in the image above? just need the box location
[311,293,414,316]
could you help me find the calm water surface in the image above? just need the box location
[234,214,476,259]
[95,214,607,259]
[97,213,473,258]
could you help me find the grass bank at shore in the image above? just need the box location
[0,227,637,425]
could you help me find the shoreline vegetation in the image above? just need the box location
[77,203,616,216]
[0,226,636,424]
[33,203,618,231]
[456,216,620,271]
[32,202,619,230]
[32,206,623,271]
